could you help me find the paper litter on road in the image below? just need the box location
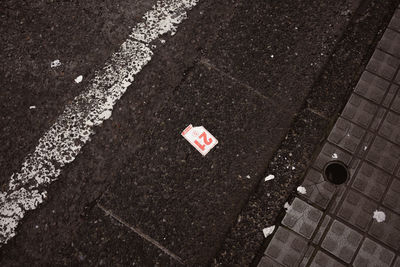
[29,106,36,109]
[265,174,275,181]
[74,75,83,83]
[246,175,250,179]
[373,210,386,223]
[297,186,306,195]
[50,59,61,68]
[262,225,275,238]
[284,202,292,212]
[332,153,338,159]
[181,124,218,156]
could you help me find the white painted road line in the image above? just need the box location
[0,0,199,245]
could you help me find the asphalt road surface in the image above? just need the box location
[0,0,398,266]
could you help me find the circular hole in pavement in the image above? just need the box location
[323,161,349,185]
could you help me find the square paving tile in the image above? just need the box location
[301,169,336,210]
[389,8,400,32]
[264,227,309,267]
[282,198,323,240]
[353,238,396,267]
[383,177,400,214]
[313,143,352,171]
[366,50,400,81]
[366,135,400,174]
[383,84,399,108]
[342,93,378,129]
[391,86,400,112]
[309,250,345,267]
[379,111,400,145]
[258,256,284,267]
[378,28,400,58]
[321,220,363,263]
[369,208,400,251]
[352,162,391,202]
[337,190,378,232]
[327,117,365,153]
[312,215,332,245]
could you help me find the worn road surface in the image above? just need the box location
[0,0,398,266]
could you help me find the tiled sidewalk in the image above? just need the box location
[258,6,400,267]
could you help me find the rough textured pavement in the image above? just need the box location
[258,5,400,266]
[0,0,399,266]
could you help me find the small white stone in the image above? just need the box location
[373,210,386,223]
[74,75,83,83]
[160,39,166,44]
[262,226,275,238]
[297,186,307,195]
[265,174,275,181]
[246,175,251,179]
[270,55,274,58]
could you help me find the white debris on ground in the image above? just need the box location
[160,39,166,44]
[246,175,250,179]
[74,75,83,83]
[262,225,275,238]
[50,59,61,68]
[332,153,338,159]
[373,210,386,223]
[29,106,36,109]
[297,186,307,195]
[265,174,275,181]
[284,202,292,212]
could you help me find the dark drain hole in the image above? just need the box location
[323,161,349,185]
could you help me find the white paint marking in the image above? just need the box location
[0,0,199,245]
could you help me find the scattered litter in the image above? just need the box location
[74,75,83,83]
[50,59,61,68]
[270,55,274,58]
[160,39,166,44]
[364,146,368,151]
[246,175,251,179]
[267,193,270,197]
[265,174,275,181]
[284,202,292,212]
[292,166,296,170]
[29,106,36,109]
[373,210,386,223]
[297,186,307,195]
[332,153,338,159]
[262,226,275,238]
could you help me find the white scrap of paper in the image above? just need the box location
[262,226,275,238]
[74,75,83,83]
[29,106,36,109]
[265,174,275,181]
[373,210,386,223]
[297,186,307,195]
[51,59,61,68]
[332,153,338,159]
[246,175,250,179]
[284,202,292,212]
